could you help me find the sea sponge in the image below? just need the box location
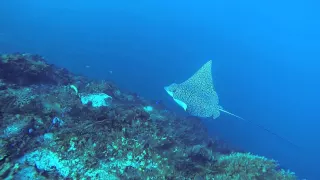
[80,93,112,108]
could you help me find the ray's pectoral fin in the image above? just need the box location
[164,86,174,97]
[173,98,188,111]
[164,86,188,111]
[218,108,244,120]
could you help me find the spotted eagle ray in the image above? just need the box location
[164,60,299,148]
[164,60,241,119]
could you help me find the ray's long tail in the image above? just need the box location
[218,108,300,149]
[219,108,245,120]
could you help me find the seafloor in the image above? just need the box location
[0,53,297,179]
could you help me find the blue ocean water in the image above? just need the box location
[1,0,319,179]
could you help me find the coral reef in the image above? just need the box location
[0,53,297,179]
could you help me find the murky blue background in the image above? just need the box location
[1,1,319,179]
